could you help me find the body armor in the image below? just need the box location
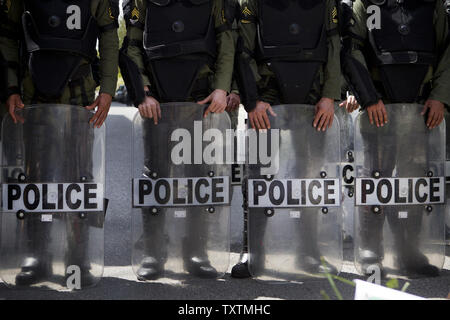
[22,0,99,99]
[143,0,217,101]
[256,0,328,103]
[366,0,437,102]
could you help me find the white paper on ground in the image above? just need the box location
[354,280,425,300]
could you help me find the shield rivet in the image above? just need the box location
[208,171,215,178]
[18,173,26,182]
[427,171,433,177]
[151,207,159,215]
[16,210,25,220]
[79,212,86,219]
[289,23,300,35]
[172,20,185,33]
[265,208,274,217]
[265,175,273,181]
[372,205,381,214]
[398,24,410,36]
[80,176,87,182]
[347,151,354,162]
[426,205,433,213]
[48,15,61,28]
[322,207,328,214]
[320,171,327,178]
[151,172,158,179]
[208,207,215,214]
[372,171,381,179]
[348,190,354,198]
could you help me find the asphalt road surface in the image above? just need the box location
[0,103,448,300]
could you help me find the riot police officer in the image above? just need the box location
[342,0,450,277]
[443,0,450,243]
[2,0,119,286]
[120,0,236,280]
[231,0,342,277]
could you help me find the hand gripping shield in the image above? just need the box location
[246,104,343,281]
[131,103,231,280]
[0,105,106,289]
[354,104,446,278]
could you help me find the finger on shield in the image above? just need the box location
[262,111,271,129]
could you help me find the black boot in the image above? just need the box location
[295,209,338,275]
[297,255,338,275]
[136,209,167,281]
[15,256,52,286]
[358,208,385,276]
[399,247,440,277]
[136,256,164,281]
[15,216,53,286]
[182,238,218,279]
[231,195,252,279]
[231,253,251,278]
[392,210,440,277]
[182,208,219,278]
[64,214,98,288]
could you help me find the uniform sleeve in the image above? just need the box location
[212,0,235,93]
[95,0,119,97]
[349,1,370,74]
[238,0,261,83]
[321,0,342,101]
[123,0,151,89]
[428,1,450,106]
[3,0,23,92]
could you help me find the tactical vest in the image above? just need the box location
[0,2,6,100]
[446,0,450,33]
[22,0,99,99]
[0,52,6,101]
[144,0,217,102]
[0,0,8,37]
[256,0,328,104]
[366,0,437,102]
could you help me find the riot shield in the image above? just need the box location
[335,106,355,242]
[131,103,231,281]
[0,105,105,290]
[246,104,343,281]
[445,111,450,246]
[354,104,446,278]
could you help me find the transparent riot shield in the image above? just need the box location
[131,103,231,281]
[247,104,343,282]
[0,105,105,290]
[354,104,446,278]
[335,106,355,242]
[445,112,450,246]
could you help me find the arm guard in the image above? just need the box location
[234,36,258,112]
[341,50,381,109]
[339,0,380,109]
[118,37,146,108]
